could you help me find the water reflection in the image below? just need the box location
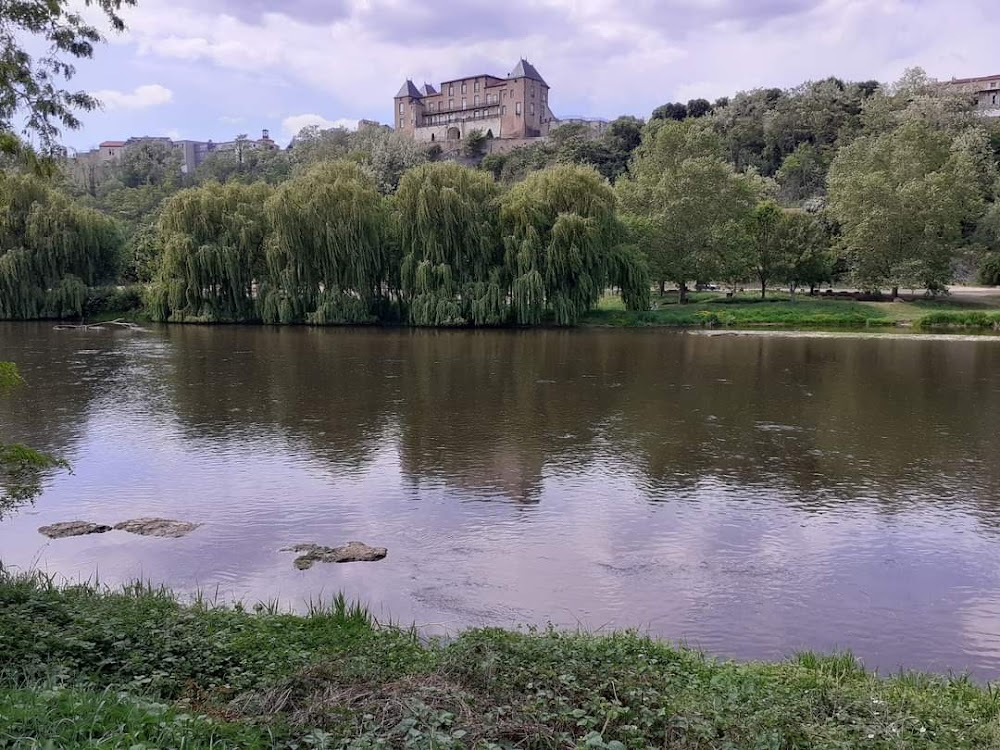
[2,323,1000,677]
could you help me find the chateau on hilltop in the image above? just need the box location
[394,59,556,143]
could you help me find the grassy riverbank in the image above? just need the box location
[585,290,1000,331]
[2,573,998,748]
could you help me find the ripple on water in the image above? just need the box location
[3,324,1000,677]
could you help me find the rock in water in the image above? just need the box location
[38,521,113,539]
[114,518,201,538]
[282,541,388,570]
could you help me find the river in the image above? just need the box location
[2,323,1000,677]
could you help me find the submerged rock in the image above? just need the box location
[283,541,388,570]
[114,518,201,538]
[38,521,113,539]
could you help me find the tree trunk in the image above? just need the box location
[760,278,767,299]
[679,283,688,304]
[809,283,817,296]
[891,285,899,299]
[659,279,666,297]
[789,283,796,303]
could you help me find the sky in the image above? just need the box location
[61,0,999,151]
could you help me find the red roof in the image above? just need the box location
[99,140,126,147]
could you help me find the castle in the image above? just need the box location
[394,59,556,143]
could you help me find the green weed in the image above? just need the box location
[3,572,1000,748]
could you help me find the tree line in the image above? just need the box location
[0,67,998,323]
[148,162,650,326]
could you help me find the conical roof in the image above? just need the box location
[508,59,547,86]
[420,83,438,96]
[395,80,422,98]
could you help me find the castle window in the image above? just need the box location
[531,87,536,97]
[530,103,535,116]
[449,99,454,109]
[398,102,404,114]
[502,106,506,115]
[474,95,480,106]
[516,102,521,116]
[461,83,467,94]
[449,85,454,95]
[474,81,480,92]
[462,98,467,109]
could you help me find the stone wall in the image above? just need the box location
[411,116,504,144]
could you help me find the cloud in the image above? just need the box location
[282,114,358,137]
[83,0,1000,143]
[200,0,350,23]
[93,84,174,111]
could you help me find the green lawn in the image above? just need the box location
[2,572,999,748]
[586,291,1000,330]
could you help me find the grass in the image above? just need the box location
[585,291,1000,331]
[2,571,1000,748]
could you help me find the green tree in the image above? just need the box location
[463,129,488,159]
[350,127,426,194]
[395,162,503,326]
[827,120,992,296]
[686,98,712,118]
[264,161,392,324]
[974,202,1000,285]
[0,173,122,319]
[196,146,291,185]
[746,201,786,298]
[117,141,183,189]
[94,184,173,282]
[288,125,353,166]
[651,102,688,121]
[776,210,834,296]
[776,143,833,202]
[616,120,759,301]
[501,165,649,325]
[147,182,272,321]
[0,0,135,154]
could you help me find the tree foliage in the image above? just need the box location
[0,173,122,319]
[828,120,992,294]
[502,165,649,324]
[463,129,488,159]
[0,0,135,153]
[147,182,272,321]
[265,161,392,324]
[777,210,835,293]
[117,142,183,189]
[616,120,761,300]
[396,162,502,326]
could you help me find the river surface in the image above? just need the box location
[3,323,1000,677]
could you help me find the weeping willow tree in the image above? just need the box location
[147,181,272,322]
[264,161,393,325]
[0,173,122,319]
[394,162,506,326]
[500,165,649,325]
